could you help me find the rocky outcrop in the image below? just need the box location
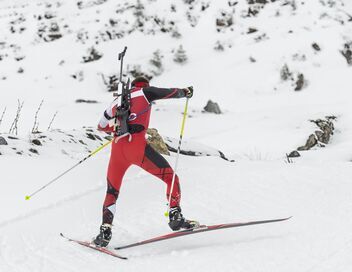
[164,136,235,162]
[146,128,170,156]
[296,116,336,152]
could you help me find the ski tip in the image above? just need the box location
[276,216,292,222]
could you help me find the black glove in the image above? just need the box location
[183,86,194,98]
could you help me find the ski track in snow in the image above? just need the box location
[0,185,103,229]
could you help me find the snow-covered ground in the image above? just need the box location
[1,0,352,271]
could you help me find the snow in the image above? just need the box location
[1,0,352,271]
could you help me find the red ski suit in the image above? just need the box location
[98,82,187,225]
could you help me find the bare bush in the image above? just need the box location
[32,100,44,134]
[47,111,58,131]
[0,107,6,131]
[9,100,24,135]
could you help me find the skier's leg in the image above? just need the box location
[139,144,181,207]
[138,144,200,231]
[102,157,130,225]
[94,142,130,247]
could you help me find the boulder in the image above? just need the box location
[147,128,170,156]
[31,139,42,146]
[203,100,222,114]
[0,136,8,145]
[287,150,300,158]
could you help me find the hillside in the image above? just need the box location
[0,0,352,271]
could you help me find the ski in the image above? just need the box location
[115,217,291,250]
[60,233,127,260]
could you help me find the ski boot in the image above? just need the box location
[168,206,200,231]
[93,223,112,247]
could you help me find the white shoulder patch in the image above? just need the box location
[130,89,145,99]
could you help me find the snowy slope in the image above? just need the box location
[1,0,352,271]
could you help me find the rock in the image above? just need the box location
[312,43,321,51]
[79,140,87,146]
[31,139,42,146]
[86,133,96,141]
[288,150,300,158]
[297,134,317,151]
[76,99,98,104]
[146,128,170,156]
[0,136,8,145]
[104,135,113,141]
[216,11,233,29]
[94,134,103,141]
[311,118,334,144]
[341,42,352,66]
[294,73,305,91]
[247,27,258,34]
[203,100,222,114]
[249,56,257,62]
[82,47,103,63]
[29,148,39,154]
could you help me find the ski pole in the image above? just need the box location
[25,139,112,201]
[165,97,190,217]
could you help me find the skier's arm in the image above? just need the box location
[143,86,192,102]
[97,100,119,133]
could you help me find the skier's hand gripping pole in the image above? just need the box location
[25,140,112,201]
[165,96,190,217]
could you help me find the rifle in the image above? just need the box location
[114,46,131,136]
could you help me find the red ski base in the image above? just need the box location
[60,233,127,260]
[115,217,291,250]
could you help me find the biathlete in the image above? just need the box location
[94,76,198,247]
